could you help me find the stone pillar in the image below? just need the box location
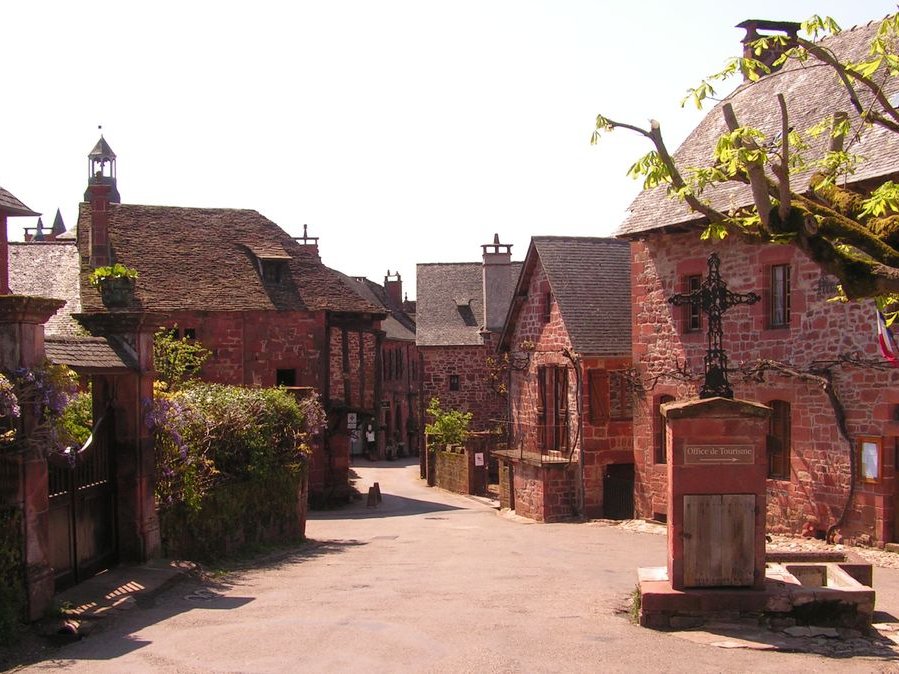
[0,296,64,620]
[662,397,770,591]
[77,313,163,564]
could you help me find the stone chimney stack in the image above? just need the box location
[737,20,801,80]
[481,233,513,332]
[295,224,320,261]
[89,181,112,267]
[384,270,402,307]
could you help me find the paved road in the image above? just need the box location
[18,459,899,673]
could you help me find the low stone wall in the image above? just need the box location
[495,453,577,522]
[433,445,487,496]
[160,471,308,561]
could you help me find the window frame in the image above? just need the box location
[857,436,883,484]
[684,275,702,333]
[769,264,791,328]
[448,374,460,392]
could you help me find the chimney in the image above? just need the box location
[481,233,513,332]
[384,270,402,307]
[294,224,320,261]
[737,20,801,79]
[89,180,112,267]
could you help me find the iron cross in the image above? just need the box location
[667,253,760,399]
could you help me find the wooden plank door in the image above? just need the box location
[683,494,755,587]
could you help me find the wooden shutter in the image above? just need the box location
[537,366,547,450]
[589,370,609,423]
[557,366,569,450]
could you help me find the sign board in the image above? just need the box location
[684,444,754,465]
[347,412,357,430]
[474,452,485,467]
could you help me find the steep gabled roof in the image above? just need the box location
[346,276,415,342]
[499,236,631,355]
[416,261,523,347]
[617,19,898,237]
[9,241,82,336]
[0,186,38,217]
[75,203,382,315]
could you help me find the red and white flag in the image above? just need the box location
[877,308,899,368]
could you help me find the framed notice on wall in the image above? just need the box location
[857,436,882,483]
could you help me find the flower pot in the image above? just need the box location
[99,277,134,307]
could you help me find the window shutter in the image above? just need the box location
[558,367,569,450]
[537,366,547,450]
[590,370,609,423]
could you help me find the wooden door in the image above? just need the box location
[683,494,755,587]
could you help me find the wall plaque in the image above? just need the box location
[684,444,754,465]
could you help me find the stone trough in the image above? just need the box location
[639,551,876,630]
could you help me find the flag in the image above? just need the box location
[877,308,899,368]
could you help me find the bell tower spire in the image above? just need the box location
[84,130,120,203]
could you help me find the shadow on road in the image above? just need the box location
[310,492,465,520]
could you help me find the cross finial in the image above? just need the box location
[668,253,760,399]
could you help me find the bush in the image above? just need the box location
[425,397,472,447]
[149,382,323,511]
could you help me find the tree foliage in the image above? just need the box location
[593,13,899,323]
[153,325,211,391]
[425,397,472,448]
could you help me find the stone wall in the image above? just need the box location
[420,337,506,436]
[631,234,899,543]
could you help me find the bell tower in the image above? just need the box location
[84,135,121,204]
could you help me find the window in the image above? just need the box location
[857,436,882,483]
[537,365,569,451]
[588,370,608,423]
[449,374,460,391]
[684,275,702,332]
[608,371,633,420]
[654,395,675,464]
[262,260,284,284]
[767,400,791,479]
[183,327,197,340]
[276,368,297,387]
[769,264,791,327]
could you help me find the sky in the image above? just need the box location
[3,1,895,299]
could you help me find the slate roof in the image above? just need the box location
[499,237,632,355]
[9,241,82,336]
[44,336,136,370]
[416,261,523,347]
[0,186,38,217]
[617,19,899,237]
[75,203,382,315]
[346,276,415,342]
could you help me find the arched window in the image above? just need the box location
[768,400,791,479]
[654,395,675,464]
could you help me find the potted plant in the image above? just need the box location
[88,264,139,306]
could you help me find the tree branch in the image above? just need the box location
[722,103,773,228]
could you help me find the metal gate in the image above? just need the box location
[48,425,117,590]
[602,463,634,520]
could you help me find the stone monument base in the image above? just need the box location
[637,556,875,630]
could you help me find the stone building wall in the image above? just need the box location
[419,337,506,434]
[631,233,899,543]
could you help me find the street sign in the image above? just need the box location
[684,444,754,465]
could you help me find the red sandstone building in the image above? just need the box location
[416,235,521,445]
[494,236,632,521]
[618,20,899,544]
[346,271,420,458]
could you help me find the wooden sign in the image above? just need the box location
[684,444,754,465]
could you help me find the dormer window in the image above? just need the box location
[262,260,285,284]
[241,243,292,285]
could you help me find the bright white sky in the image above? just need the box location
[3,1,894,298]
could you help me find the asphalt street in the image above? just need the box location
[15,458,899,673]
